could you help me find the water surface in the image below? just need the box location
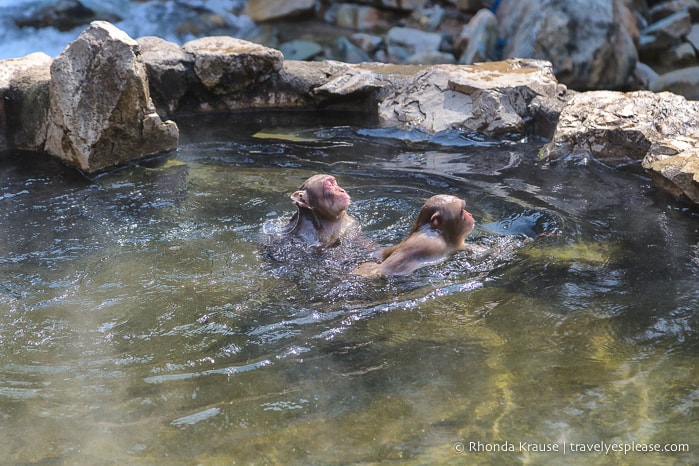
[1,112,698,464]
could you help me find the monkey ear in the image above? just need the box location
[291,190,312,209]
[430,212,442,229]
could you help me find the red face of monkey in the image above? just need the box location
[292,174,351,220]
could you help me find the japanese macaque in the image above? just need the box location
[354,194,475,276]
[283,174,359,247]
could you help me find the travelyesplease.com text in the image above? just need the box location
[454,440,690,455]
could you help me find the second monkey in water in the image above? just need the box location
[354,194,475,276]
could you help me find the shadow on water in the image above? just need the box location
[1,111,699,464]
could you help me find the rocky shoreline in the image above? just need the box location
[1,20,698,204]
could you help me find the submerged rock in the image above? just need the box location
[44,21,179,174]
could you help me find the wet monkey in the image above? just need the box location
[354,194,475,276]
[283,174,359,247]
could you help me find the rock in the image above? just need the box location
[335,4,390,31]
[496,0,638,90]
[246,0,315,22]
[456,8,499,65]
[405,51,455,65]
[687,24,699,52]
[649,66,699,100]
[364,0,428,10]
[542,90,699,168]
[0,52,52,153]
[659,42,697,69]
[336,36,373,63]
[378,58,568,137]
[648,0,699,22]
[642,135,699,203]
[138,36,195,117]
[349,33,383,54]
[183,36,283,97]
[279,40,324,61]
[44,21,179,174]
[386,27,445,63]
[639,10,692,53]
[633,61,659,88]
[410,5,445,32]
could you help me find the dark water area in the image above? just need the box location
[1,111,698,464]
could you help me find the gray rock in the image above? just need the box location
[44,21,178,174]
[378,58,568,136]
[542,90,699,168]
[639,10,692,53]
[643,135,699,203]
[349,33,383,54]
[0,52,52,152]
[246,0,315,22]
[497,0,637,90]
[279,40,324,61]
[686,23,699,52]
[649,66,699,100]
[659,42,697,69]
[182,36,283,98]
[138,36,195,117]
[386,27,444,63]
[335,4,390,31]
[633,61,659,88]
[336,36,373,63]
[457,8,499,65]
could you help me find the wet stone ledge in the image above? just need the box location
[0,20,698,205]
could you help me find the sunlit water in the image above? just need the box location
[1,112,698,464]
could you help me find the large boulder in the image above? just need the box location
[44,21,178,174]
[496,0,638,90]
[0,52,52,152]
[377,58,569,137]
[542,90,699,166]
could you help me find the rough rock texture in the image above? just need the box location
[378,58,569,137]
[542,90,699,167]
[137,36,196,117]
[44,21,179,174]
[181,36,284,112]
[496,0,637,90]
[542,88,699,203]
[0,52,52,152]
[642,135,699,203]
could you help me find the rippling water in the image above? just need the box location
[1,112,698,464]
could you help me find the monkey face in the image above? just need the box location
[292,174,351,220]
[322,176,351,213]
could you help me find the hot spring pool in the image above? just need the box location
[1,112,698,464]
